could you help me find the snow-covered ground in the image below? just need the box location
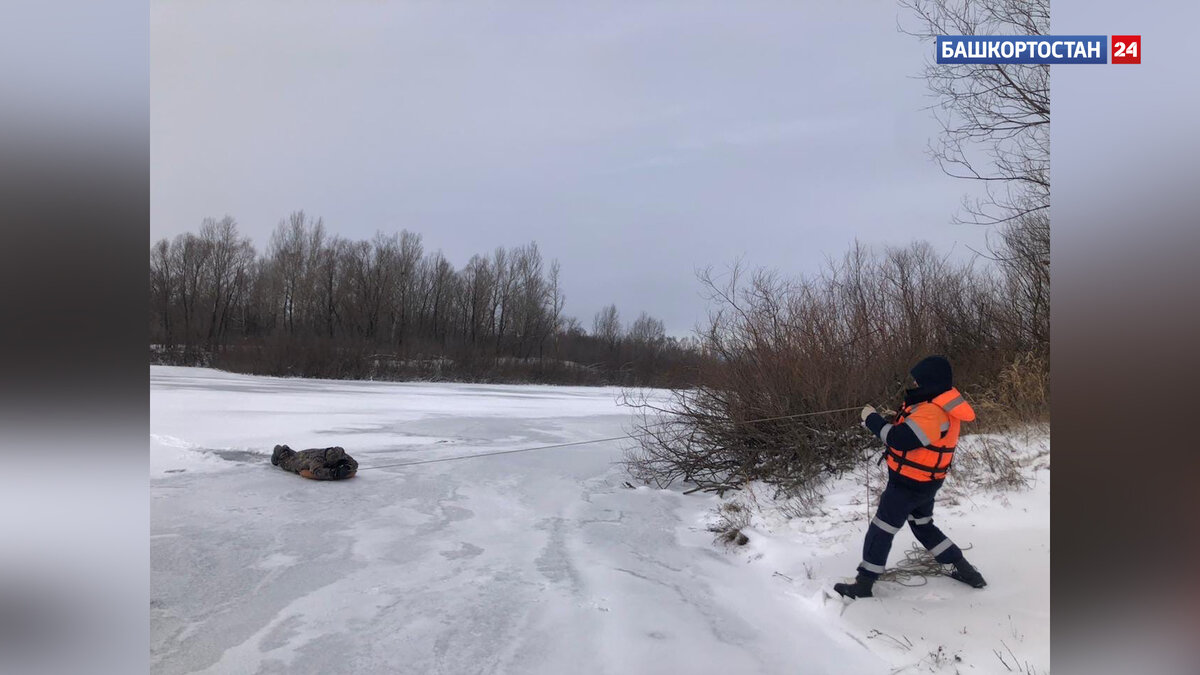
[151,366,1049,674]
[688,431,1050,674]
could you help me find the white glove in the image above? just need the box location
[860,405,876,423]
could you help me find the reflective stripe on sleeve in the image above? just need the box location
[879,423,893,443]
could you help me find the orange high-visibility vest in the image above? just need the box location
[886,387,976,481]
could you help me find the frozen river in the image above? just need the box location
[150,366,888,674]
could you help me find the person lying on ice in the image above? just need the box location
[271,444,358,480]
[834,355,987,599]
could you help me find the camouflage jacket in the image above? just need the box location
[271,445,358,480]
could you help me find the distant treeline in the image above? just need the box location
[149,211,706,386]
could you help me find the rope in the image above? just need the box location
[355,405,862,472]
[356,435,632,471]
[878,542,975,587]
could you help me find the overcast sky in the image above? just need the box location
[151,1,990,336]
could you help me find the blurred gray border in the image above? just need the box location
[3,1,1199,673]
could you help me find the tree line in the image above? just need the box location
[149,211,704,386]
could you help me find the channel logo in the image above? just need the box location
[936,35,1141,65]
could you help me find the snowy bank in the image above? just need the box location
[689,430,1050,673]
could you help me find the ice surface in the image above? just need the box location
[151,366,1046,674]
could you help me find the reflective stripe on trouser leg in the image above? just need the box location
[871,516,901,534]
[859,560,886,574]
[908,507,963,563]
[860,480,920,578]
[929,538,954,556]
[862,516,902,577]
[928,537,963,564]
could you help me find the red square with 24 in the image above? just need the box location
[1112,35,1141,64]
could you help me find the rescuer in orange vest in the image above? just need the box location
[834,355,987,599]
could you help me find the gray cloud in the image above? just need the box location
[151,1,990,335]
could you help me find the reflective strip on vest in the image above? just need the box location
[904,418,931,445]
[939,395,965,412]
[887,396,961,482]
[871,516,901,534]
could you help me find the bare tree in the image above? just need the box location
[174,232,211,353]
[150,239,176,349]
[490,247,514,352]
[343,234,398,340]
[510,243,546,357]
[628,312,665,345]
[267,211,323,335]
[426,250,457,345]
[198,216,255,351]
[561,316,584,338]
[548,260,565,357]
[387,230,423,348]
[996,209,1049,346]
[901,0,1049,226]
[902,0,1050,350]
[461,254,496,346]
[314,235,347,339]
[593,304,621,352]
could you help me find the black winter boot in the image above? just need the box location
[833,573,876,599]
[950,558,987,588]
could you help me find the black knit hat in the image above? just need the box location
[910,355,953,391]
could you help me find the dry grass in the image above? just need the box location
[971,351,1049,432]
[943,435,1032,497]
[707,501,752,546]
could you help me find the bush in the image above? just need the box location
[624,241,1049,496]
